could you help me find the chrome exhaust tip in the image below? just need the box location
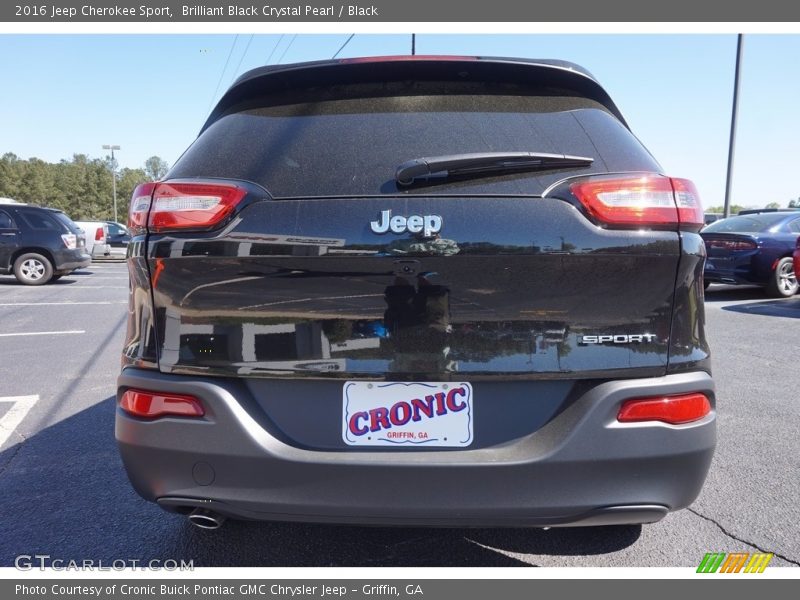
[188,508,226,530]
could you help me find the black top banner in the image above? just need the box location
[3,0,800,22]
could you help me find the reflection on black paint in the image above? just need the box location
[131,196,708,379]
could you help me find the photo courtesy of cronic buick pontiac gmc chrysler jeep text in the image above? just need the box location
[115,56,715,530]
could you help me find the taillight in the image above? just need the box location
[61,233,77,249]
[119,389,205,419]
[95,227,105,242]
[617,393,711,425]
[794,238,800,276]
[149,182,246,232]
[567,174,703,230]
[671,178,704,227]
[129,182,156,231]
[704,238,758,251]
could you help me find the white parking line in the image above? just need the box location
[0,395,38,448]
[0,330,85,338]
[0,301,127,306]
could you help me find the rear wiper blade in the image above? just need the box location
[395,152,594,186]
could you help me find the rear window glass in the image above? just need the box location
[170,89,659,197]
[704,214,790,233]
[107,222,127,236]
[52,211,80,233]
[0,210,13,229]
[19,210,65,232]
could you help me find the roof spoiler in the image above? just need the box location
[201,56,629,134]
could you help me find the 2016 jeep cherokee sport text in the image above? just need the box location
[116,56,715,530]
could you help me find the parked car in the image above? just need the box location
[701,211,800,297]
[116,56,715,531]
[738,207,800,216]
[0,204,90,285]
[793,237,800,283]
[105,221,131,257]
[75,221,111,258]
[703,213,724,227]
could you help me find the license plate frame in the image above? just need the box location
[342,381,473,447]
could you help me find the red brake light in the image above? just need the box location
[339,55,475,64]
[119,389,205,419]
[61,234,77,249]
[794,238,800,276]
[617,393,711,425]
[148,182,246,232]
[569,175,703,229]
[671,178,704,228]
[129,182,156,230]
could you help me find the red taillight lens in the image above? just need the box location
[569,175,703,229]
[129,182,156,230]
[61,234,77,249]
[94,227,105,242]
[617,393,711,425]
[149,182,246,232]
[794,238,800,277]
[705,238,758,251]
[671,178,704,227]
[119,389,205,419]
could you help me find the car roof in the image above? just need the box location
[9,203,61,213]
[704,212,800,232]
[203,55,628,134]
[737,208,800,216]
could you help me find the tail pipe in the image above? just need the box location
[188,508,226,530]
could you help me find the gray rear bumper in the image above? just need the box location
[54,249,91,271]
[115,368,716,527]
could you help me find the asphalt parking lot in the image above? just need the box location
[0,266,798,568]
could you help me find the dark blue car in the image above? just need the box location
[702,211,800,297]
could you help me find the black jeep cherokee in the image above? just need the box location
[0,203,90,285]
[116,56,715,530]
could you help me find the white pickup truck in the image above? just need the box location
[74,221,111,258]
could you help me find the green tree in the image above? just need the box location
[116,167,148,222]
[790,199,799,208]
[0,153,166,222]
[705,205,745,215]
[765,202,781,209]
[144,155,169,181]
[0,153,24,199]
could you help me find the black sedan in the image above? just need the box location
[702,211,800,297]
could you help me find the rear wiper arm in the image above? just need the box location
[395,152,593,186]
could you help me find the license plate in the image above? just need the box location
[342,381,473,447]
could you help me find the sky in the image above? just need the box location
[1,33,799,209]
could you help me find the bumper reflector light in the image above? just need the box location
[120,389,205,419]
[617,393,711,425]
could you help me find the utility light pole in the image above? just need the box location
[103,144,121,222]
[723,35,744,218]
